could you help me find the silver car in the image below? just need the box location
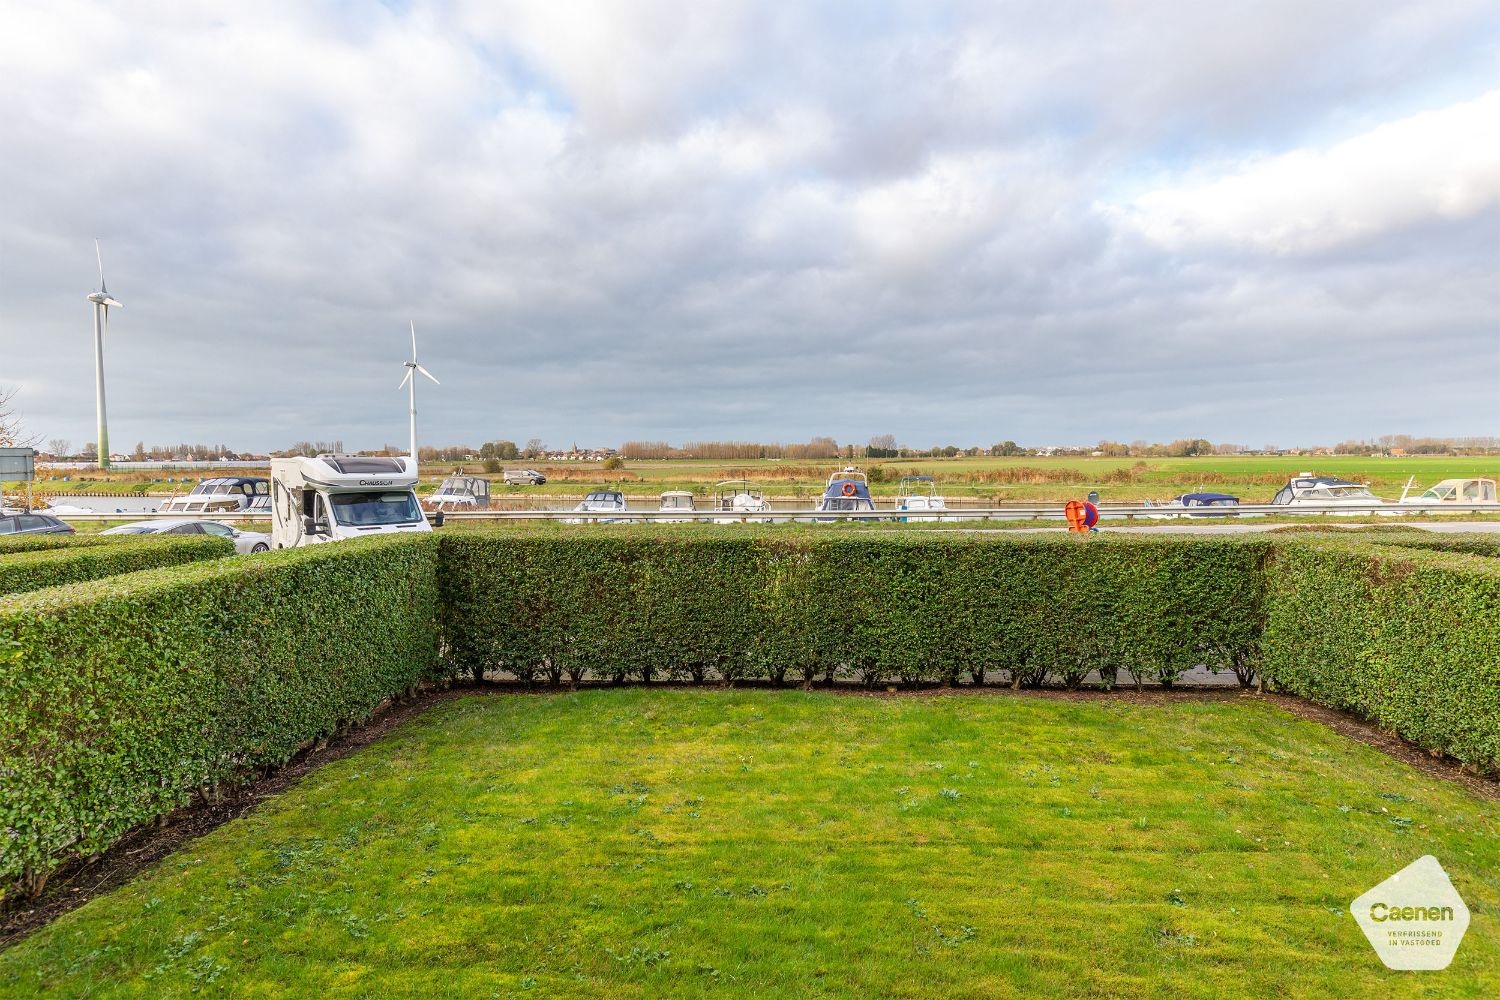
[100,518,271,554]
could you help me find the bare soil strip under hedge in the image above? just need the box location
[2,680,1495,950]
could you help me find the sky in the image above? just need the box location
[1,0,1497,454]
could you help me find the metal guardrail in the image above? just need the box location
[41,502,1500,523]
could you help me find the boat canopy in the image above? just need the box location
[433,476,488,498]
[1288,476,1362,490]
[823,478,872,501]
[186,477,268,496]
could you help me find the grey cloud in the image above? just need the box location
[1,1,1496,453]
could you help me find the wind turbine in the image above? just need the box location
[398,321,439,466]
[86,240,122,470]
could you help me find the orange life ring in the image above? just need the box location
[841,481,857,497]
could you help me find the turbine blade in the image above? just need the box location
[416,364,440,385]
[95,239,104,289]
[398,369,413,389]
[410,320,417,362]
[101,297,122,309]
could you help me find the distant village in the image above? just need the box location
[26,433,1498,468]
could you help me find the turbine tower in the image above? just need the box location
[398,321,440,466]
[86,240,122,470]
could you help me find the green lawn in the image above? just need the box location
[2,691,1497,998]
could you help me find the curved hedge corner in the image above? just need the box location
[439,533,1272,691]
[1263,539,1500,773]
[0,536,234,596]
[0,534,441,899]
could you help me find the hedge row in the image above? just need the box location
[4,527,1496,902]
[0,536,233,596]
[1262,538,1500,772]
[0,534,119,554]
[0,534,441,897]
[440,533,1272,689]
[1364,533,1500,558]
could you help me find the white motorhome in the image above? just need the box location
[270,454,431,548]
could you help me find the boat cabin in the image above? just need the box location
[1404,478,1498,504]
[818,467,874,513]
[1271,475,1378,505]
[896,475,947,520]
[713,480,768,512]
[429,475,491,509]
[1174,492,1241,516]
[162,477,269,513]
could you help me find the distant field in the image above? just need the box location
[555,455,1500,502]
[11,455,1498,503]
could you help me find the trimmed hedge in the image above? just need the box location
[0,536,233,596]
[5,526,1498,902]
[0,534,441,897]
[1262,538,1500,773]
[439,532,1272,690]
[1365,533,1500,558]
[0,534,118,554]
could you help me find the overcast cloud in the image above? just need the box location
[1,0,1497,452]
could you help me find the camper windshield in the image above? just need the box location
[330,491,422,526]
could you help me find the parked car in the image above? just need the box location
[100,518,270,554]
[0,512,75,535]
[503,468,547,485]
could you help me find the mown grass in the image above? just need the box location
[3,691,1496,998]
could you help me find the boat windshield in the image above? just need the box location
[331,491,422,526]
[661,495,694,509]
[1419,485,1457,500]
[435,478,476,497]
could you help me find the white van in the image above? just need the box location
[270,454,431,548]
